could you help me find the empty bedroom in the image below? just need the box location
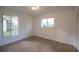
[0,6,79,52]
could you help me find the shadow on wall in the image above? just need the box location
[56,29,76,45]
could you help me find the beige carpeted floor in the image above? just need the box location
[0,36,78,52]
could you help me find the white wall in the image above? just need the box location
[32,8,77,46]
[0,8,2,39]
[0,8,32,46]
[77,9,79,50]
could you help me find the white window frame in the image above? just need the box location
[41,18,54,28]
[2,15,18,37]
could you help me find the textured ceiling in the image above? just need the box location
[1,6,75,17]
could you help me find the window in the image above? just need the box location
[3,15,18,37]
[41,18,54,28]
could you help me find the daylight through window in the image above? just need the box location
[41,18,54,28]
[3,15,18,37]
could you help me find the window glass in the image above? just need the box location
[3,15,18,37]
[41,18,54,28]
[41,19,47,27]
[48,18,54,27]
